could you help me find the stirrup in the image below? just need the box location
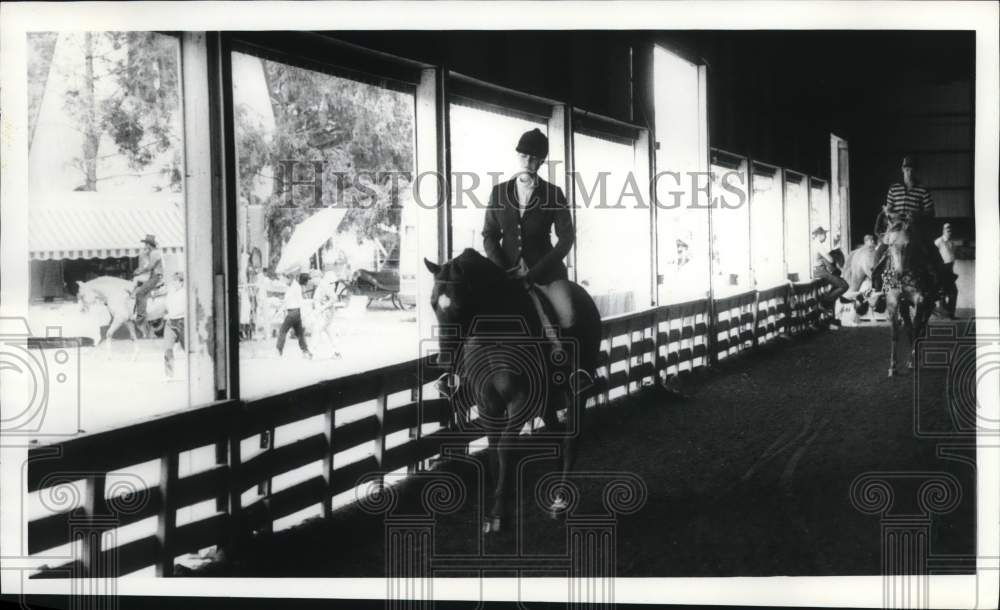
[435,372,460,398]
[568,368,594,393]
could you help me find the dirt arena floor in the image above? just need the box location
[194,316,978,578]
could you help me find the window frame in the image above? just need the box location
[748,159,786,290]
[571,109,655,313]
[709,147,752,296]
[216,31,440,398]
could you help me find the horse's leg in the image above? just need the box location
[126,319,141,362]
[542,384,586,519]
[887,296,898,377]
[323,315,341,357]
[479,383,510,534]
[104,313,126,358]
[908,294,927,370]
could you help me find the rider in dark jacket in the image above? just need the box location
[482,128,576,327]
[481,128,589,390]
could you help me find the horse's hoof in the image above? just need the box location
[482,517,501,534]
[887,368,895,378]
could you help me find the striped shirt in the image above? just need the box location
[885,182,934,218]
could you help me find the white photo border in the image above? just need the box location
[1,1,997,608]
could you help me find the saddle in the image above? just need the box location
[131,278,166,319]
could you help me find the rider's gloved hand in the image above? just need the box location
[507,260,529,280]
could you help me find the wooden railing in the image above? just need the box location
[26,280,831,577]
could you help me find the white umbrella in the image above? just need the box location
[275,207,348,275]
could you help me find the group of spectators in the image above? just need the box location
[811,154,960,322]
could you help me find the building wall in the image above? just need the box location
[329,31,976,247]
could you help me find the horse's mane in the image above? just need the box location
[449,248,509,291]
[441,249,542,336]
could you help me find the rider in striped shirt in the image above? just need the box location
[871,155,938,291]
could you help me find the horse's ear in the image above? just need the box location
[424,258,441,275]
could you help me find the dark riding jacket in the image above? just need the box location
[482,177,574,285]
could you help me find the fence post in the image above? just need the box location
[224,422,244,560]
[156,452,179,576]
[78,473,111,579]
[624,319,633,396]
[706,296,719,366]
[652,306,665,384]
[258,426,274,537]
[751,291,761,349]
[374,376,388,488]
[409,381,423,472]
[784,284,794,335]
[323,401,335,519]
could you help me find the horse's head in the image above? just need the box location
[883,219,929,278]
[424,248,509,327]
[76,280,97,312]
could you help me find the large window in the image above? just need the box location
[653,46,711,304]
[449,102,548,256]
[21,32,204,434]
[809,178,831,279]
[231,50,422,399]
[710,152,751,297]
[783,171,811,281]
[749,162,786,288]
[830,134,851,250]
[573,130,652,317]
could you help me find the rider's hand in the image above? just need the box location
[507,261,529,280]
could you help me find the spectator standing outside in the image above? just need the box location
[276,272,312,359]
[934,222,959,318]
[163,272,186,380]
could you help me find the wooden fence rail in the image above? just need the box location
[26,281,831,577]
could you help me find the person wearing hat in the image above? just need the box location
[133,234,164,322]
[872,155,937,291]
[163,272,186,379]
[812,226,848,315]
[482,127,583,375]
[933,222,959,318]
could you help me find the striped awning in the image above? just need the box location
[29,195,185,261]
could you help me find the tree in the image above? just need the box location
[27,32,59,150]
[37,32,183,192]
[234,56,415,267]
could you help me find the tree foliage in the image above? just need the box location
[27,32,59,149]
[34,32,183,192]
[234,56,415,266]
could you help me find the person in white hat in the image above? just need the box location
[133,234,163,322]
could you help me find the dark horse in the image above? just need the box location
[424,249,602,534]
[882,219,939,377]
